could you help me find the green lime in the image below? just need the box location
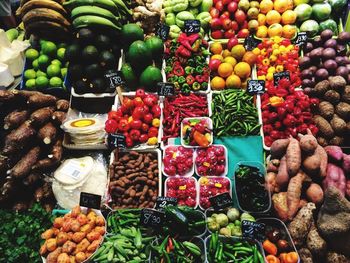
[42,41,57,57]
[47,64,61,78]
[51,59,62,67]
[32,59,39,70]
[25,48,39,61]
[49,77,63,87]
[35,76,49,89]
[25,79,36,89]
[61,68,67,78]
[38,54,50,69]
[24,69,36,79]
[57,48,66,61]
[36,70,47,77]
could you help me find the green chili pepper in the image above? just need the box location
[195,66,203,74]
[178,76,186,84]
[172,75,179,82]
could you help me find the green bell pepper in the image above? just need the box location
[200,0,212,12]
[165,13,176,25]
[169,25,181,39]
[164,0,189,13]
[176,11,195,28]
[196,12,211,29]
[189,0,202,7]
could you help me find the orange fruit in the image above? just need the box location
[211,54,223,62]
[210,42,223,55]
[282,24,297,39]
[223,56,237,67]
[242,51,258,66]
[231,44,246,60]
[226,74,242,89]
[258,14,266,26]
[259,0,273,14]
[274,0,289,13]
[256,25,268,38]
[234,62,251,79]
[222,49,231,58]
[218,62,234,78]
[281,10,296,25]
[268,23,283,37]
[266,10,281,25]
[211,76,226,90]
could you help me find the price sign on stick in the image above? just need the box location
[157,82,175,96]
[273,71,290,86]
[156,23,170,41]
[104,70,125,91]
[244,35,262,51]
[184,20,201,34]
[140,208,165,228]
[247,80,265,95]
[295,32,308,47]
[209,192,233,210]
[155,197,177,211]
[107,133,126,149]
[242,220,265,242]
[80,192,101,209]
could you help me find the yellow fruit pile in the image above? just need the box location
[255,0,297,39]
[210,43,256,90]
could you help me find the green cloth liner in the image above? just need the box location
[173,135,264,207]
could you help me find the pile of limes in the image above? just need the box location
[24,40,67,90]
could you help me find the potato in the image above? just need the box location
[57,253,71,263]
[70,219,81,232]
[57,232,69,246]
[62,219,72,233]
[72,232,86,243]
[67,232,74,241]
[303,154,321,175]
[336,102,350,121]
[41,229,54,240]
[70,256,76,263]
[286,138,301,177]
[62,240,77,254]
[276,156,289,189]
[40,241,48,256]
[314,115,334,139]
[80,223,93,234]
[95,216,105,226]
[94,226,105,235]
[46,248,62,263]
[319,101,334,120]
[87,240,100,252]
[75,252,86,263]
[53,217,64,228]
[86,231,100,242]
[46,238,57,252]
[71,206,81,218]
[75,238,90,253]
[306,183,324,205]
[76,214,88,226]
[299,133,318,154]
[265,172,278,193]
[342,85,350,103]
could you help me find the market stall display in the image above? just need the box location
[1,1,350,262]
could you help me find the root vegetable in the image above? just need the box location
[276,156,289,189]
[336,102,350,121]
[23,172,41,186]
[3,121,36,154]
[287,171,306,220]
[265,172,278,193]
[323,163,346,196]
[314,115,334,138]
[32,139,63,170]
[306,183,324,205]
[3,110,29,130]
[329,76,346,91]
[317,136,328,147]
[267,159,280,173]
[303,154,321,175]
[286,138,301,177]
[29,107,54,126]
[315,146,328,178]
[298,248,314,263]
[299,131,318,154]
[307,223,327,257]
[342,154,350,174]
[27,93,57,108]
[270,138,290,159]
[11,146,40,178]
[330,114,346,135]
[272,192,289,222]
[56,99,69,112]
[326,252,350,263]
[324,89,340,104]
[314,80,330,95]
[38,122,57,145]
[288,202,316,247]
[0,90,16,102]
[325,145,343,162]
[46,247,62,263]
[342,86,350,103]
[52,111,66,125]
[319,101,335,120]
[329,136,344,146]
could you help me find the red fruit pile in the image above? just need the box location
[195,145,226,176]
[199,176,230,209]
[210,0,249,39]
[105,89,161,147]
[163,146,194,176]
[166,177,197,207]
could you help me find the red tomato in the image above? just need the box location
[135,89,145,98]
[118,118,130,132]
[209,59,221,71]
[148,127,158,138]
[123,97,134,111]
[125,136,133,147]
[151,105,161,118]
[132,106,145,120]
[222,0,230,5]
[108,110,122,121]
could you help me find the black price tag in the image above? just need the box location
[273,71,290,86]
[79,192,101,209]
[247,80,265,95]
[184,20,201,34]
[155,197,177,211]
[295,32,308,47]
[107,133,126,149]
[104,70,125,91]
[244,35,261,51]
[140,208,165,228]
[209,192,233,210]
[242,220,265,242]
[157,82,175,96]
[156,23,170,41]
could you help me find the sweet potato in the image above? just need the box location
[3,110,29,130]
[323,163,346,196]
[11,146,40,178]
[272,192,289,222]
[342,154,350,175]
[52,111,66,125]
[38,122,57,144]
[265,172,278,193]
[276,156,289,189]
[306,183,324,205]
[56,99,69,112]
[314,80,330,95]
[299,131,318,154]
[314,115,334,138]
[29,107,54,126]
[27,93,57,108]
[336,102,350,121]
[325,145,343,163]
[315,146,328,178]
[330,114,346,135]
[266,159,280,173]
[286,138,301,177]
[303,154,321,175]
[287,171,306,220]
[270,138,290,159]
[324,89,340,104]
[319,101,335,120]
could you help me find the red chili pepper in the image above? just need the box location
[175,45,192,58]
[173,65,185,76]
[186,75,195,85]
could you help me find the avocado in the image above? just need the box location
[85,63,103,79]
[95,34,112,50]
[77,28,95,43]
[69,64,83,81]
[99,50,117,69]
[82,45,99,63]
[74,79,88,94]
[89,78,106,93]
[64,44,80,62]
